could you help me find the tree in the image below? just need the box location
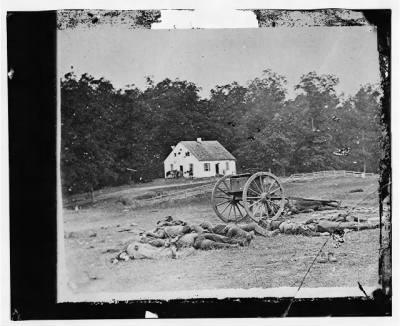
[61,73,123,194]
[338,84,382,173]
[232,70,289,173]
[295,71,340,131]
[207,82,248,152]
[61,69,383,196]
[289,72,342,172]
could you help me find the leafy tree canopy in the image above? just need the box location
[61,71,383,195]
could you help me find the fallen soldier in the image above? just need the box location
[267,217,379,236]
[139,218,195,246]
[200,221,276,237]
[155,215,187,227]
[285,197,341,215]
[200,222,255,242]
[189,224,206,233]
[143,222,250,243]
[307,219,379,233]
[173,228,253,250]
[112,216,260,263]
[173,232,249,250]
[199,222,228,235]
[224,225,255,240]
[199,232,252,246]
[114,232,245,262]
[112,241,195,263]
[113,242,176,262]
[138,218,253,253]
[278,221,327,236]
[143,224,192,239]
[125,242,176,259]
[139,237,168,247]
[237,222,276,236]
[174,232,199,249]
[193,237,240,250]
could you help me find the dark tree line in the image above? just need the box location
[61,70,383,195]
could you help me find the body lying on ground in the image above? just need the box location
[200,221,277,237]
[113,241,196,262]
[284,197,341,215]
[143,220,261,243]
[115,218,262,262]
[114,232,245,262]
[267,217,379,236]
[112,214,379,262]
[311,219,379,233]
[193,234,242,250]
[144,224,191,239]
[147,224,254,248]
[140,229,251,250]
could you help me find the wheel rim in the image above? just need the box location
[242,172,285,222]
[211,174,247,223]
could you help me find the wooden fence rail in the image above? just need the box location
[283,170,377,183]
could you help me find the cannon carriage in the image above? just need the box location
[211,172,286,224]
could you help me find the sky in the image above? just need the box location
[58,25,380,99]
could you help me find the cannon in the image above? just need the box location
[211,172,286,224]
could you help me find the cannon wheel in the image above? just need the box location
[242,172,286,223]
[211,174,247,223]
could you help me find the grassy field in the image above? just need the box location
[64,176,219,208]
[61,175,381,298]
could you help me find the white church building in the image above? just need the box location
[164,138,237,178]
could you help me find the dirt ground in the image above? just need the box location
[62,175,381,296]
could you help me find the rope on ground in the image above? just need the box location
[282,181,390,317]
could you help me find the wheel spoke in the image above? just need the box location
[237,201,246,210]
[220,203,230,215]
[234,203,245,218]
[268,200,281,213]
[256,202,264,218]
[254,179,263,193]
[259,176,265,192]
[215,195,231,200]
[262,176,269,192]
[222,180,230,192]
[216,200,230,207]
[227,204,233,219]
[232,205,239,220]
[273,199,281,209]
[269,187,281,195]
[260,176,266,192]
[248,199,263,208]
[217,186,230,196]
[268,180,277,192]
[237,202,248,217]
[239,172,285,223]
[248,186,261,195]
